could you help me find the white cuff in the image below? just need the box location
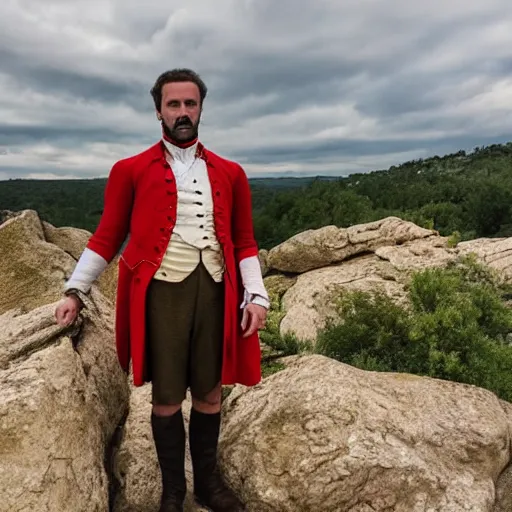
[239,255,270,310]
[64,247,108,294]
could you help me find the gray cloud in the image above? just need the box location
[1,0,512,179]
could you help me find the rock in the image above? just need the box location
[42,220,119,303]
[42,221,92,260]
[267,217,436,274]
[219,355,511,512]
[0,299,129,512]
[279,255,405,341]
[0,210,76,314]
[259,249,269,277]
[112,386,208,512]
[494,401,512,511]
[374,237,456,271]
[458,237,512,282]
[0,209,130,511]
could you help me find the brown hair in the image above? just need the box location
[150,68,208,111]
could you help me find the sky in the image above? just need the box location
[1,0,512,180]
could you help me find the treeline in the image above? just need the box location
[253,142,512,249]
[1,142,512,249]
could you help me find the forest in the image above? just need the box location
[1,142,512,250]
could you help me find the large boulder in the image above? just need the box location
[0,300,129,511]
[0,210,130,511]
[267,217,436,274]
[219,355,512,512]
[272,218,512,342]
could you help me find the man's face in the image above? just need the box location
[158,81,202,143]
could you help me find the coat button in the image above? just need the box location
[216,191,220,196]
[154,246,159,252]
[135,277,140,284]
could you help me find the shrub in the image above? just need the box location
[315,256,512,401]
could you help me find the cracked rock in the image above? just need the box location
[0,210,129,511]
[219,355,512,512]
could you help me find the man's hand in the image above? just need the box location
[54,295,81,327]
[241,303,268,338]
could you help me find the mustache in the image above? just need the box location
[174,117,193,128]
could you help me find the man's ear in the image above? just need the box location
[156,110,162,121]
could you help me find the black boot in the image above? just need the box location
[151,409,187,512]
[189,408,245,512]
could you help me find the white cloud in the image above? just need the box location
[1,0,512,179]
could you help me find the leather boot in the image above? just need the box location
[151,409,187,512]
[189,408,245,512]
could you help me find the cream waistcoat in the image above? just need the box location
[153,139,225,283]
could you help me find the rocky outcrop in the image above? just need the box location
[0,210,129,511]
[458,237,512,280]
[220,355,512,512]
[2,209,512,511]
[267,217,436,274]
[0,300,129,511]
[265,216,512,341]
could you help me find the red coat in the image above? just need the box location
[86,140,261,387]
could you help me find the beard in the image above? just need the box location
[161,115,200,144]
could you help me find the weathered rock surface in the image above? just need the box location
[494,401,512,512]
[458,237,512,282]
[112,385,208,512]
[41,219,119,303]
[279,255,406,341]
[259,249,269,277]
[0,209,129,511]
[0,210,76,314]
[220,355,512,512]
[269,217,512,341]
[267,217,436,274]
[0,300,129,512]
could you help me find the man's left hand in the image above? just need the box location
[241,303,268,338]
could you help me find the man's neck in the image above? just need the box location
[162,132,198,149]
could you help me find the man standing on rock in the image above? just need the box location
[54,68,269,512]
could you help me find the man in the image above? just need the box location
[55,68,269,512]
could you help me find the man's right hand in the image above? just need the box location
[54,295,81,327]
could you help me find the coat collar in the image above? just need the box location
[147,139,215,167]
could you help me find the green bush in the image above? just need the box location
[315,256,512,401]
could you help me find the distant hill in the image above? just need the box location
[1,142,512,249]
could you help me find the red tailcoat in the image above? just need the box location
[86,140,261,387]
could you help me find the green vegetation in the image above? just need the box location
[2,143,512,250]
[252,143,512,249]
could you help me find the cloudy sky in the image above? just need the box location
[1,0,512,180]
